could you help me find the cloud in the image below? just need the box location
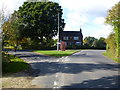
[66,12,88,25]
[92,25,113,38]
[60,0,119,16]
[59,0,119,38]
[64,11,88,31]
[93,17,105,25]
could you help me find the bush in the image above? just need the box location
[2,52,30,74]
[105,33,117,58]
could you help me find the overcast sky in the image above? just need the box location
[1,0,119,39]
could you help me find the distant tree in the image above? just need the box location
[92,37,106,48]
[105,1,120,58]
[12,1,65,47]
[99,37,106,47]
[83,36,97,47]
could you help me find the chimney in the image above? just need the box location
[80,28,82,33]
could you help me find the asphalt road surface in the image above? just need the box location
[9,50,119,88]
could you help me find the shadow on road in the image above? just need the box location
[29,62,118,76]
[61,75,120,88]
[3,60,119,78]
[16,54,49,58]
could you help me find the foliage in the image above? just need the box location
[2,53,30,73]
[43,38,56,48]
[83,36,97,47]
[34,50,80,57]
[92,37,106,48]
[105,33,117,58]
[0,6,14,48]
[12,1,65,47]
[2,1,65,49]
[20,38,57,49]
[83,36,106,49]
[105,1,120,58]
[1,15,26,49]
[2,20,11,47]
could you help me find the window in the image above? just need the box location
[76,42,81,45]
[74,37,79,40]
[63,36,69,40]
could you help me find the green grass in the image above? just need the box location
[2,53,30,74]
[103,51,120,63]
[34,50,80,57]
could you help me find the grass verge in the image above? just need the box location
[103,51,120,63]
[2,53,30,74]
[34,50,80,57]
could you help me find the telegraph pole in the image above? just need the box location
[57,12,59,51]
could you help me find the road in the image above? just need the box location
[9,50,119,88]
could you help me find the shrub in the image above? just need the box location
[105,33,117,58]
[2,52,30,74]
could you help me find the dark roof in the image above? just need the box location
[61,31,83,36]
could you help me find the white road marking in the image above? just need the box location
[54,81,58,86]
[53,86,59,89]
[64,58,69,61]
[57,59,59,62]
[56,75,58,78]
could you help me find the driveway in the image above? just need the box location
[9,50,119,88]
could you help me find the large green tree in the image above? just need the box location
[105,1,120,58]
[12,1,65,46]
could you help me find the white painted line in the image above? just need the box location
[54,81,58,86]
[57,59,60,62]
[53,87,59,89]
[53,87,57,89]
[64,59,69,61]
[56,75,58,78]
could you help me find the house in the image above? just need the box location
[60,28,83,46]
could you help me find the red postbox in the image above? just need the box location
[60,41,67,51]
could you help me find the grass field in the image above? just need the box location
[103,51,120,63]
[34,50,80,57]
[2,53,30,73]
